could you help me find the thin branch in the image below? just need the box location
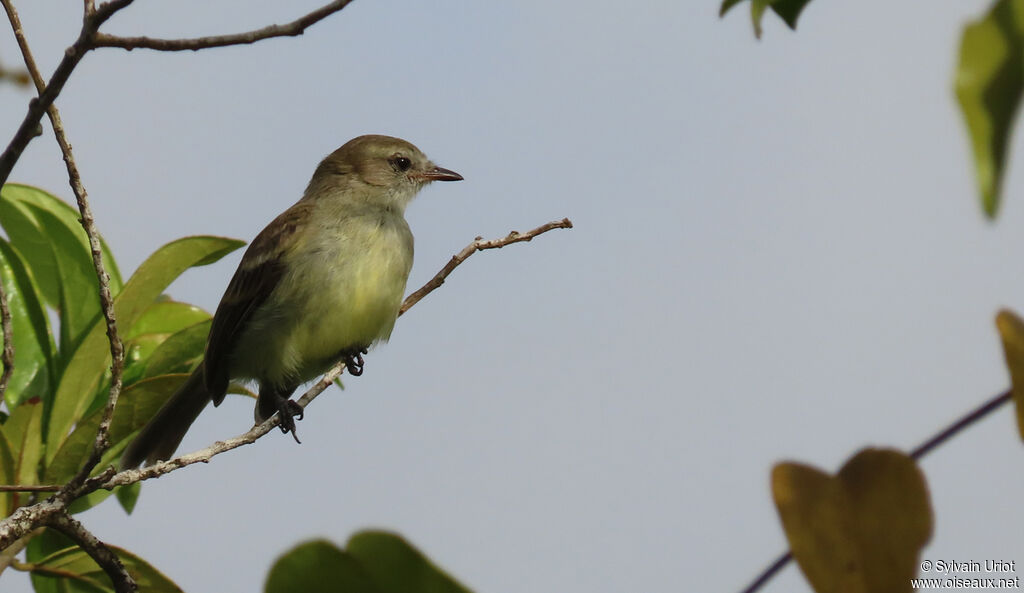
[10,558,110,585]
[1,219,571,551]
[0,282,12,399]
[99,220,572,488]
[0,0,133,188]
[0,484,61,492]
[0,529,39,576]
[737,388,1015,593]
[910,388,1012,459]
[2,0,124,491]
[0,2,34,407]
[92,0,355,52]
[739,551,791,593]
[45,512,136,593]
[400,218,573,315]
[0,496,65,550]
[99,364,346,489]
[1,0,43,92]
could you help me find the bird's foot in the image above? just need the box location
[276,399,304,444]
[343,347,369,376]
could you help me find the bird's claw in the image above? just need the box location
[276,399,304,444]
[344,348,368,376]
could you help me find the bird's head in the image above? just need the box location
[307,135,462,210]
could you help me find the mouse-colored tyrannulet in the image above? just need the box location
[121,135,462,468]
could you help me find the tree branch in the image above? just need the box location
[0,485,61,493]
[45,512,135,593]
[400,218,573,315]
[1,0,124,492]
[92,0,355,52]
[0,219,574,550]
[97,220,572,488]
[0,281,12,400]
[100,364,346,488]
[0,497,64,550]
[0,529,38,576]
[0,0,133,188]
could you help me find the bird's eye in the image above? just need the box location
[391,156,412,172]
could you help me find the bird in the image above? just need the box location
[121,135,462,468]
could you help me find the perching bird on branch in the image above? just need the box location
[121,135,462,468]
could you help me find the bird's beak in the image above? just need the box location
[416,166,463,182]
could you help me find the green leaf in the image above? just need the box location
[347,531,474,593]
[955,0,1024,218]
[265,540,380,593]
[27,529,73,593]
[142,320,210,379]
[266,533,474,593]
[124,301,209,340]
[46,236,244,464]
[720,0,814,37]
[0,407,16,515]
[30,542,183,593]
[765,0,813,29]
[0,184,122,310]
[45,375,187,485]
[115,481,141,515]
[0,398,43,513]
[121,334,172,388]
[0,238,56,408]
[28,205,105,357]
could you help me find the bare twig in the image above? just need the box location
[45,512,135,593]
[92,0,355,52]
[400,218,573,315]
[910,388,1012,459]
[0,496,65,550]
[0,485,61,493]
[0,3,33,406]
[738,551,791,593]
[0,0,133,188]
[0,219,573,549]
[0,0,42,92]
[99,221,572,487]
[9,558,107,581]
[0,282,12,399]
[2,0,124,491]
[0,529,39,576]
[737,388,1014,593]
[100,364,346,488]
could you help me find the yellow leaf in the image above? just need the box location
[772,448,933,593]
[996,309,1024,440]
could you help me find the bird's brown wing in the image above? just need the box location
[203,203,309,404]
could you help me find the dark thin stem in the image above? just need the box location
[738,551,791,593]
[2,0,125,491]
[92,0,354,51]
[910,388,1012,459]
[737,388,1014,593]
[45,512,135,593]
[0,281,12,399]
[0,0,133,188]
[0,484,61,492]
[400,218,573,315]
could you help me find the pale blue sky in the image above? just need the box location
[2,1,1023,592]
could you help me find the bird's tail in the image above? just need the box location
[120,367,212,468]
